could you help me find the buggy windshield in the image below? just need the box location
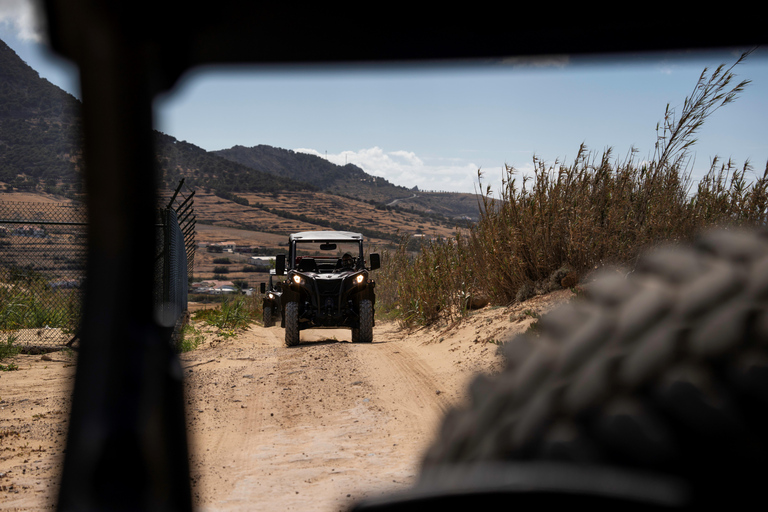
[292,240,363,272]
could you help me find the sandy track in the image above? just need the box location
[1,292,573,511]
[184,324,464,512]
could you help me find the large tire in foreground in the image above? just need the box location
[284,302,299,347]
[352,299,373,343]
[354,229,768,510]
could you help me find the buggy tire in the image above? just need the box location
[284,302,299,347]
[263,306,273,328]
[353,299,373,343]
[418,229,768,508]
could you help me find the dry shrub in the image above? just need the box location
[471,152,768,306]
[377,234,476,327]
[379,50,767,326]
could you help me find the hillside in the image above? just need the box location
[214,144,482,220]
[193,189,461,240]
[0,39,314,198]
[214,144,407,199]
[0,39,82,195]
[154,133,314,195]
[0,36,482,229]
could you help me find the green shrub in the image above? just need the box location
[192,296,259,333]
[0,283,79,331]
[176,324,205,353]
[0,333,20,365]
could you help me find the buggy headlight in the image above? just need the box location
[355,274,365,284]
[268,293,274,299]
[292,275,302,284]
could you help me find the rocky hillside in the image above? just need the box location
[213,145,482,219]
[0,36,482,223]
[214,144,409,200]
[0,39,82,195]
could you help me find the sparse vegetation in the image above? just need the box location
[192,296,259,335]
[0,280,80,332]
[176,324,205,353]
[377,234,474,327]
[379,51,767,327]
[0,333,20,369]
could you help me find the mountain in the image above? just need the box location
[0,38,313,197]
[214,144,483,219]
[213,144,413,202]
[0,37,481,222]
[154,134,314,195]
[0,39,82,195]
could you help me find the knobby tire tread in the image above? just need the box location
[285,302,299,347]
[419,229,768,506]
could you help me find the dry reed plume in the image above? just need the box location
[380,50,768,327]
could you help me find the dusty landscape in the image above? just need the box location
[181,190,460,244]
[0,290,572,512]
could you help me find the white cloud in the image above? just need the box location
[0,0,44,42]
[293,146,484,193]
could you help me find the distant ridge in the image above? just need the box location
[0,36,481,220]
[213,144,413,202]
[0,38,311,197]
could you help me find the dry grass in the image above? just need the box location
[379,50,767,326]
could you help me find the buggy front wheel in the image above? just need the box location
[284,302,299,347]
[352,299,373,343]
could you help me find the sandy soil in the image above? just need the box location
[0,290,572,511]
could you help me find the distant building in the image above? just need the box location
[207,241,236,253]
[190,280,237,294]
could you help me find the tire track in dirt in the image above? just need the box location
[183,324,283,507]
[0,352,76,511]
[0,300,551,512]
[346,336,454,474]
[183,324,460,512]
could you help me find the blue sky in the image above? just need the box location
[2,1,767,194]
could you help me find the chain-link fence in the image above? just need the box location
[0,201,86,348]
[156,180,196,330]
[1,181,195,349]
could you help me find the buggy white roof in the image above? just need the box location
[289,231,363,242]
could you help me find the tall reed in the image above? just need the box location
[378,50,767,326]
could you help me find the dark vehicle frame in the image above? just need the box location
[275,231,380,345]
[259,270,283,328]
[39,1,765,510]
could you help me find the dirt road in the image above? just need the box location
[0,291,570,511]
[183,321,503,511]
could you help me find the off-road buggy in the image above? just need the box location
[275,231,380,346]
[259,270,283,327]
